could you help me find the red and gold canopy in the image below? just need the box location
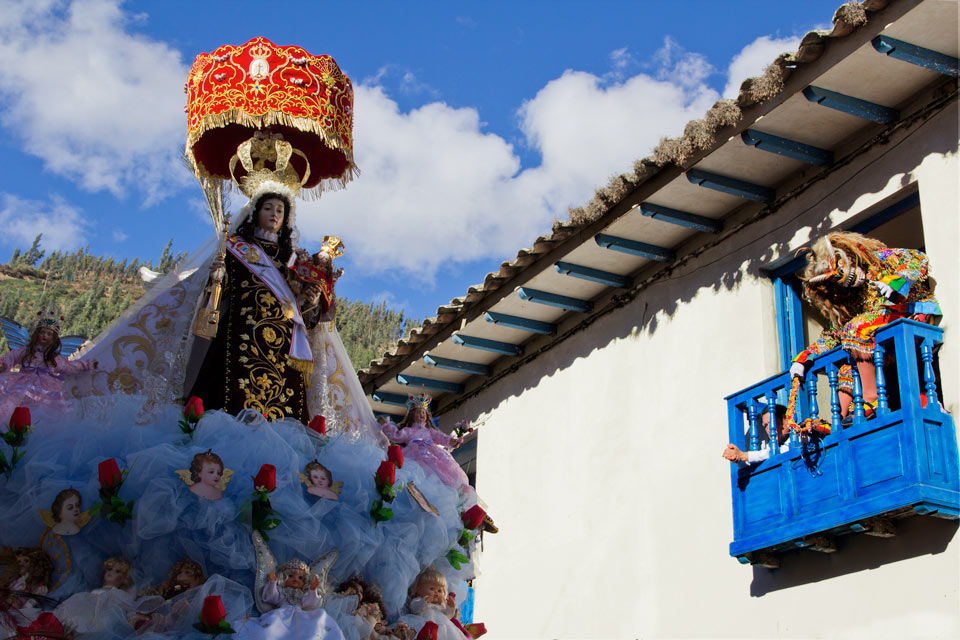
[185,37,355,195]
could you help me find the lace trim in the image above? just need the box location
[254,228,280,243]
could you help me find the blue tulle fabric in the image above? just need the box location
[0,395,481,638]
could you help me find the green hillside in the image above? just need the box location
[0,235,416,371]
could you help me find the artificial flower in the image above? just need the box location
[254,464,277,492]
[387,444,404,469]
[98,458,122,489]
[462,504,486,530]
[9,407,31,432]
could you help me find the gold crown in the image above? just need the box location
[320,236,345,259]
[229,132,311,198]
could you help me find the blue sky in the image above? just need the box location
[0,0,841,322]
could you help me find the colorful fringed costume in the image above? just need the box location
[793,234,940,393]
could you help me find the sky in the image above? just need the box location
[0,0,843,322]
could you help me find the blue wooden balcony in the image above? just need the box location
[725,319,959,565]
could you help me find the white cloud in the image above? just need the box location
[0,0,189,203]
[723,34,802,98]
[0,193,88,251]
[369,291,410,312]
[652,36,714,90]
[300,56,718,282]
[112,229,128,243]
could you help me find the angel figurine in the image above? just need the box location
[300,460,342,501]
[236,531,344,639]
[0,311,94,419]
[175,449,234,500]
[38,488,90,536]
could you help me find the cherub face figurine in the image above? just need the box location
[176,450,233,500]
[300,460,341,501]
[46,488,89,536]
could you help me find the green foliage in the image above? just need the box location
[0,240,419,373]
[334,299,420,370]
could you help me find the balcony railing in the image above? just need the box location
[725,319,959,565]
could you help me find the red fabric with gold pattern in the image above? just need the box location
[185,37,355,191]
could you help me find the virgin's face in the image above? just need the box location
[37,328,57,347]
[310,469,330,489]
[411,408,427,424]
[257,198,285,234]
[199,462,223,487]
[59,495,81,523]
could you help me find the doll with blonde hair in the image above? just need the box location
[395,568,466,640]
[792,231,940,417]
[54,557,164,634]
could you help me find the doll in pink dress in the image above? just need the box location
[0,311,95,419]
[380,394,468,489]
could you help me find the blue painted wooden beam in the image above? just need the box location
[373,410,403,421]
[639,202,722,234]
[423,354,490,376]
[453,333,522,356]
[371,391,410,407]
[484,311,557,335]
[396,374,464,394]
[741,129,833,166]
[516,287,592,312]
[802,86,898,124]
[554,261,630,288]
[686,169,775,203]
[594,234,675,262]
[872,35,960,78]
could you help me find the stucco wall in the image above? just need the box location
[451,103,959,638]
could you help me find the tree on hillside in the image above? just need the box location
[13,235,45,267]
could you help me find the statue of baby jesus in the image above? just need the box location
[289,236,344,321]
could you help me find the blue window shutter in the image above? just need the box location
[773,277,804,370]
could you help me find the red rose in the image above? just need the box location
[462,505,486,530]
[200,595,226,626]
[254,464,277,492]
[415,621,439,640]
[387,445,404,469]
[465,622,487,638]
[16,611,64,637]
[9,407,31,432]
[184,396,204,421]
[98,458,122,489]
[308,415,326,435]
[375,460,395,487]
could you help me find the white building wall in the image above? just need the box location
[454,103,959,638]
